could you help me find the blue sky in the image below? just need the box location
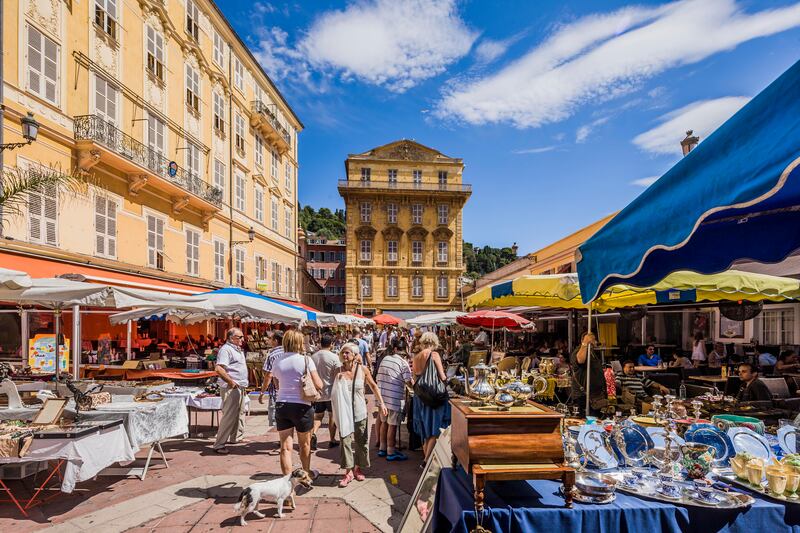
[215,0,800,253]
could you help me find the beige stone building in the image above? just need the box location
[338,140,471,317]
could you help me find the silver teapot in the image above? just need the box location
[504,379,532,406]
[462,362,497,405]
[493,390,515,410]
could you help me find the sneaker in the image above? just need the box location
[311,434,318,451]
[339,471,354,488]
[386,452,408,461]
[329,440,340,448]
[377,450,387,457]
[309,469,320,480]
[213,447,229,455]
[353,466,365,482]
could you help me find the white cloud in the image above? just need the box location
[633,96,750,154]
[434,0,800,127]
[512,145,559,155]
[631,176,660,187]
[256,0,477,93]
[575,116,610,143]
[474,39,510,63]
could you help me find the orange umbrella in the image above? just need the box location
[372,313,402,326]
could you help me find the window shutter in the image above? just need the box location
[27,27,42,96]
[28,191,43,242]
[43,37,58,104]
[95,195,106,255]
[43,186,58,245]
[107,200,117,257]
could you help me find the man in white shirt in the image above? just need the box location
[310,333,341,450]
[213,327,248,454]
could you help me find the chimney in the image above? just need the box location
[680,130,699,156]
[511,242,518,257]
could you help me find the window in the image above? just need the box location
[360,202,371,223]
[234,57,244,90]
[361,168,371,182]
[95,195,117,258]
[285,266,293,297]
[413,170,422,186]
[146,25,165,81]
[94,76,117,124]
[186,0,200,40]
[437,241,448,263]
[185,142,200,182]
[213,239,225,282]
[147,214,165,269]
[360,276,372,298]
[329,269,336,279]
[412,240,423,263]
[438,170,448,188]
[328,251,336,262]
[213,92,225,134]
[185,64,199,112]
[26,25,59,105]
[285,163,292,192]
[95,0,117,39]
[412,276,423,298]
[254,134,264,168]
[186,228,200,276]
[388,169,397,183]
[762,309,795,345]
[213,31,225,67]
[284,206,292,239]
[256,256,268,281]
[213,159,225,192]
[271,150,279,181]
[387,203,397,224]
[234,112,245,153]
[438,204,449,225]
[28,183,58,246]
[412,204,423,225]
[234,170,245,211]
[387,275,398,297]
[360,239,372,261]
[235,248,245,286]
[337,251,345,262]
[271,261,279,291]
[147,113,165,155]
[387,240,398,262]
[308,251,315,261]
[254,184,264,222]
[437,276,449,298]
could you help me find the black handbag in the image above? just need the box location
[413,350,448,408]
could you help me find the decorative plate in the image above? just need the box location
[728,427,774,461]
[684,423,734,467]
[612,421,654,467]
[578,425,618,469]
[646,427,686,449]
[778,426,798,456]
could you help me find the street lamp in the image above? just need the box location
[231,226,255,246]
[0,112,40,152]
[229,227,255,286]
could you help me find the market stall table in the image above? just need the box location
[432,467,800,533]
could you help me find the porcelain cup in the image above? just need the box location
[696,486,718,502]
[660,481,681,499]
[767,471,788,494]
[746,463,765,486]
[784,471,800,498]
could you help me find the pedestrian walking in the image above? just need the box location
[212,327,248,454]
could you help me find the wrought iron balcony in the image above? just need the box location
[337,179,472,194]
[74,115,223,208]
[250,101,291,152]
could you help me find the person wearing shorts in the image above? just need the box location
[311,334,340,450]
[262,330,323,479]
[376,337,413,461]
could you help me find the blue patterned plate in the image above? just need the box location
[684,423,734,467]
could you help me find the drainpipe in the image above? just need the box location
[227,41,234,285]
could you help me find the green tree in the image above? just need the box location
[298,204,346,239]
[463,241,517,279]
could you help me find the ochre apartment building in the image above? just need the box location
[1,0,301,299]
[338,140,471,317]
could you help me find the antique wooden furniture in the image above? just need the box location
[450,398,575,512]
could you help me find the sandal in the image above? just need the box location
[353,467,365,482]
[377,450,387,457]
[338,471,354,488]
[386,452,408,461]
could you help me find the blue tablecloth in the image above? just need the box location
[433,467,800,532]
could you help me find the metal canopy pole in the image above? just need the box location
[72,304,80,378]
[127,320,133,360]
[54,309,61,380]
[585,305,593,417]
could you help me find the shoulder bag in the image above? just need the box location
[413,350,449,408]
[301,356,321,402]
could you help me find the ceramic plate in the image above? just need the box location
[778,426,798,455]
[646,427,686,449]
[613,421,654,467]
[684,423,734,467]
[578,425,618,469]
[728,427,774,461]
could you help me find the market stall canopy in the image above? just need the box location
[198,288,307,325]
[372,313,402,326]
[406,310,466,327]
[349,313,375,326]
[469,272,800,312]
[457,310,531,330]
[577,58,800,304]
[0,267,32,289]
[109,303,221,326]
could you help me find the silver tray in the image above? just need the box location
[717,474,800,504]
[608,473,754,509]
[560,486,616,505]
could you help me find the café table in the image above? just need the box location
[634,366,668,373]
[688,375,729,385]
[432,466,800,533]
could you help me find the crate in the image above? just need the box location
[0,460,49,480]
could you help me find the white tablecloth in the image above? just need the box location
[186,395,223,410]
[90,398,189,451]
[0,425,135,493]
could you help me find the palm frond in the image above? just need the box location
[0,165,94,219]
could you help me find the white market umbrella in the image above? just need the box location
[0,268,32,289]
[406,310,466,327]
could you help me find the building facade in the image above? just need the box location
[304,234,346,313]
[1,0,301,298]
[338,140,471,316]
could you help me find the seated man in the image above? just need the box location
[736,363,773,403]
[708,342,725,369]
[637,345,662,367]
[758,349,777,367]
[615,360,669,404]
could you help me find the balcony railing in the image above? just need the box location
[338,179,472,193]
[74,115,223,207]
[250,101,291,146]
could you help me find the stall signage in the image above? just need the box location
[28,334,70,372]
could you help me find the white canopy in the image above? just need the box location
[406,310,466,327]
[0,268,32,290]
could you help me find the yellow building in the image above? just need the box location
[0,0,301,299]
[338,140,471,316]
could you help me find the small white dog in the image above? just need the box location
[233,468,312,525]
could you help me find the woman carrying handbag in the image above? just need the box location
[411,332,451,461]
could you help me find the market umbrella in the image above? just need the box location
[0,268,32,289]
[198,288,308,325]
[349,314,375,326]
[406,310,466,327]
[457,310,531,353]
[372,313,402,326]
[577,58,800,304]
